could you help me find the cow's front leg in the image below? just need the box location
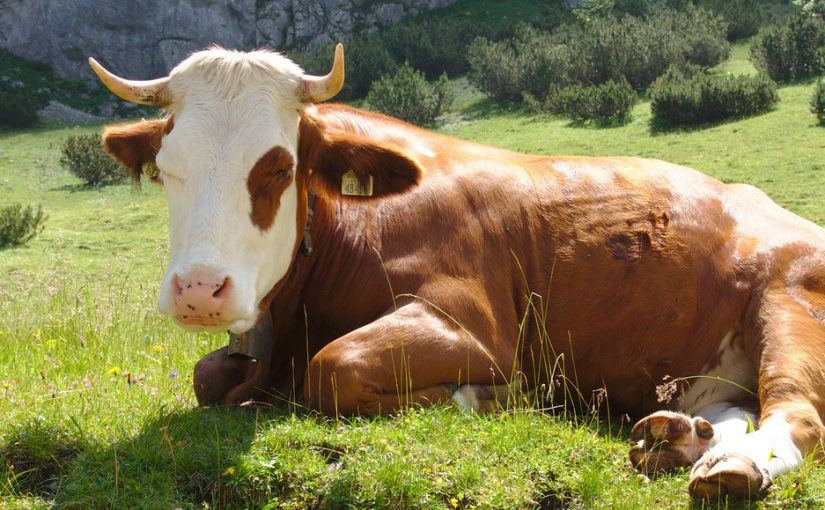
[304,300,512,416]
[630,411,715,473]
[630,402,755,475]
[688,287,825,499]
[688,404,813,499]
[193,346,267,405]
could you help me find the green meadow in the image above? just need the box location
[2,40,825,508]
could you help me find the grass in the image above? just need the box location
[2,39,825,509]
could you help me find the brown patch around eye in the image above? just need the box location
[247,146,295,231]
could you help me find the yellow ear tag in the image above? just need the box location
[341,169,373,197]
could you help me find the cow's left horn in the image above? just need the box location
[299,43,345,103]
[88,58,171,106]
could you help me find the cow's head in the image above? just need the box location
[91,46,422,334]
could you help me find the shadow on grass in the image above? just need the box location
[47,179,139,193]
[647,107,781,136]
[459,96,531,121]
[0,404,311,507]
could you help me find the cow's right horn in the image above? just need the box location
[88,58,171,106]
[299,43,345,103]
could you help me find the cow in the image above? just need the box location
[89,45,825,499]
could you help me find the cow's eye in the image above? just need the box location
[273,168,291,181]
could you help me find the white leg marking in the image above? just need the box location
[680,330,757,416]
[452,385,480,412]
[695,401,757,446]
[699,412,803,480]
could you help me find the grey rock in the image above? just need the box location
[0,0,256,83]
[0,0,463,83]
[39,100,105,124]
[374,4,405,25]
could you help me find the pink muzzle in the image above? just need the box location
[171,271,233,327]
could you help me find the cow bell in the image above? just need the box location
[227,311,274,361]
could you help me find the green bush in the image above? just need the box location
[467,36,525,102]
[0,80,46,128]
[381,18,481,80]
[468,7,728,106]
[699,0,765,40]
[531,78,637,124]
[0,203,46,248]
[750,13,825,82]
[467,26,566,103]
[293,34,399,101]
[811,79,825,123]
[577,0,765,39]
[366,63,454,126]
[795,0,825,18]
[60,133,126,187]
[650,68,779,126]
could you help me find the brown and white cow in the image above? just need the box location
[90,45,825,499]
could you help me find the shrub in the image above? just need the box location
[0,80,46,128]
[467,25,575,103]
[293,34,399,101]
[750,13,825,82]
[650,68,778,126]
[700,0,765,40]
[530,78,637,124]
[366,63,454,126]
[468,7,728,106]
[381,18,481,79]
[60,133,125,187]
[467,36,526,102]
[0,203,46,248]
[795,0,825,18]
[811,79,825,123]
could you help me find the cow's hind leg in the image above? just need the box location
[304,301,513,415]
[689,286,825,499]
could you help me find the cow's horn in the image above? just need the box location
[88,57,171,106]
[299,43,345,103]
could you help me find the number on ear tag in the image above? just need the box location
[341,169,373,197]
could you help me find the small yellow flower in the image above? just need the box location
[107,366,121,375]
[45,340,57,350]
[222,467,235,476]
[449,497,459,509]
[2,382,10,389]
[152,344,164,353]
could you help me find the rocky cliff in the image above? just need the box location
[0,0,458,82]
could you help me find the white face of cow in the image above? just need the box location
[155,86,301,334]
[92,47,345,334]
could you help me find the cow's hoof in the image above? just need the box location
[629,411,713,474]
[688,452,771,500]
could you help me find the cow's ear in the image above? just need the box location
[298,114,422,199]
[102,118,172,183]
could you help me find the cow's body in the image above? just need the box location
[92,47,825,499]
[221,105,735,412]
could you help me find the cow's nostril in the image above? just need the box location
[212,277,232,300]
[171,274,184,296]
